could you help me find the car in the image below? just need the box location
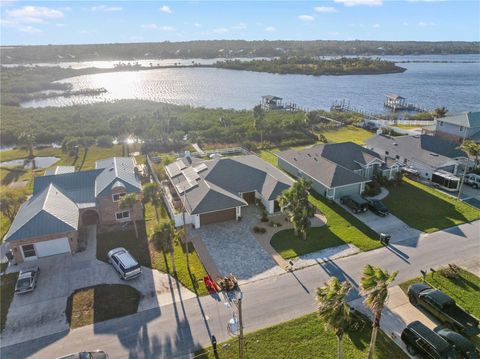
[401,321,456,359]
[464,173,480,189]
[15,267,39,294]
[434,328,479,359]
[408,283,480,337]
[366,199,389,217]
[107,247,142,280]
[339,195,368,214]
[56,350,109,359]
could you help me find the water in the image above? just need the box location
[19,54,480,113]
[0,157,60,169]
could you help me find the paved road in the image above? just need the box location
[2,221,479,359]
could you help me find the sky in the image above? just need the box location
[1,0,479,46]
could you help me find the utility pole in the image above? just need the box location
[457,158,468,201]
[182,191,190,271]
[238,296,245,359]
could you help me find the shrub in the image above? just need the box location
[96,135,114,148]
[242,140,257,151]
[253,226,266,234]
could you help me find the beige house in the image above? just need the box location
[4,157,143,263]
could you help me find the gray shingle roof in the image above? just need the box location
[4,184,79,242]
[365,134,468,168]
[310,142,383,171]
[276,146,369,188]
[95,157,141,197]
[168,155,293,215]
[44,166,75,176]
[440,111,480,128]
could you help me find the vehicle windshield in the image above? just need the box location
[79,352,93,359]
[126,264,141,273]
[16,278,31,289]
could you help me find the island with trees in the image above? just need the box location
[212,57,406,76]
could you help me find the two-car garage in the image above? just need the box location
[199,208,237,226]
[21,237,72,261]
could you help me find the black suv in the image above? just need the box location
[339,195,368,214]
[366,199,389,217]
[401,321,456,359]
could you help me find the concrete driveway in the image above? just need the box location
[337,201,422,244]
[192,206,284,283]
[1,225,194,347]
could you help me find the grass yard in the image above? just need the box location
[318,125,374,144]
[65,284,140,328]
[0,272,19,332]
[383,177,480,233]
[271,227,346,259]
[195,312,408,359]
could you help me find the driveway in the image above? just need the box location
[192,206,284,283]
[337,201,422,244]
[1,225,194,347]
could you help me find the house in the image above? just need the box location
[366,134,469,180]
[430,111,480,144]
[4,157,143,263]
[163,154,293,228]
[276,142,399,200]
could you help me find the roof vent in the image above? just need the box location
[109,167,114,172]
[293,157,297,161]
[314,158,318,162]
[430,153,439,157]
[393,143,398,146]
[307,153,312,157]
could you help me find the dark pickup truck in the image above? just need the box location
[408,283,480,337]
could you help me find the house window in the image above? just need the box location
[112,192,126,202]
[460,126,464,132]
[439,121,443,126]
[116,211,130,221]
[22,244,36,258]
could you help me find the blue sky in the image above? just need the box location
[1,1,479,45]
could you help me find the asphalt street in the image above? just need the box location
[1,220,479,359]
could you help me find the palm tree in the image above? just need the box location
[18,131,36,159]
[152,221,177,276]
[460,140,480,168]
[142,182,162,223]
[433,107,448,119]
[252,104,265,141]
[278,178,315,240]
[120,193,139,238]
[316,277,352,359]
[360,264,398,359]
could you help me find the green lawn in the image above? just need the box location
[65,284,140,328]
[271,227,346,259]
[1,272,19,332]
[383,178,480,233]
[318,125,374,144]
[195,312,408,359]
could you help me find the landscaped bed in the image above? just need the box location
[66,284,141,328]
[0,272,19,331]
[383,177,480,233]
[195,312,408,359]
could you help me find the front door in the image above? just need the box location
[21,244,37,261]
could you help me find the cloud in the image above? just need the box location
[402,21,409,26]
[265,26,276,32]
[160,26,175,31]
[314,6,338,13]
[90,5,123,12]
[231,22,247,30]
[159,5,172,13]
[141,23,158,29]
[194,23,202,28]
[56,23,65,27]
[7,6,64,20]
[19,25,41,33]
[298,15,315,21]
[79,29,95,34]
[334,0,382,6]
[407,0,446,2]
[372,23,381,28]
[418,21,435,27]
[212,27,228,34]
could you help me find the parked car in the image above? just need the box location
[340,195,368,214]
[434,328,479,359]
[107,247,142,280]
[56,350,109,359]
[401,321,456,359]
[15,267,39,294]
[408,283,480,337]
[366,199,389,217]
[464,173,480,189]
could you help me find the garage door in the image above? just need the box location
[35,238,71,258]
[200,208,236,225]
[334,183,362,199]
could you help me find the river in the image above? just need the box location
[18,54,480,113]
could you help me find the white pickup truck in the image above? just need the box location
[464,173,480,189]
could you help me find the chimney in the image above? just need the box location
[184,151,191,159]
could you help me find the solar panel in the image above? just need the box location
[176,160,187,170]
[193,163,208,173]
[182,167,200,182]
[165,164,181,178]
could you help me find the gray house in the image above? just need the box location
[430,111,480,144]
[366,134,469,180]
[164,154,293,228]
[276,142,399,200]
